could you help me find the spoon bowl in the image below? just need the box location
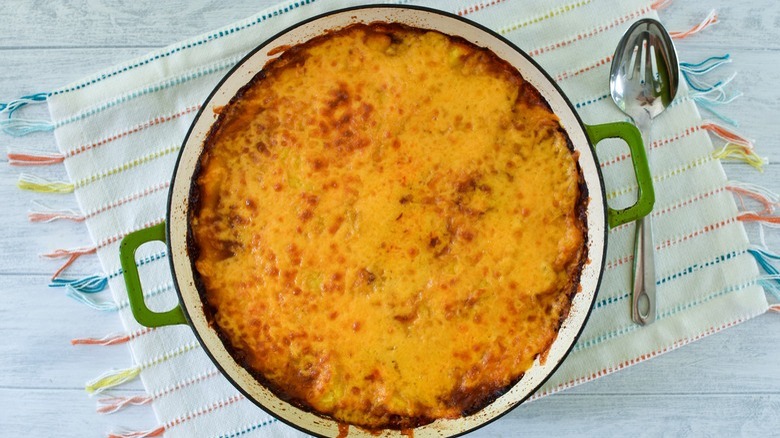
[611,19,679,129]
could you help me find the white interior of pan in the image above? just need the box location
[168,6,606,437]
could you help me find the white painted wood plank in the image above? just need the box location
[0,1,280,48]
[0,388,157,437]
[485,393,780,437]
[0,162,98,276]
[659,0,780,51]
[0,274,141,390]
[549,313,780,396]
[1,0,779,51]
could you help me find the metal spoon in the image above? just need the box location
[609,18,679,325]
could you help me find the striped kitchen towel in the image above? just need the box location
[3,0,776,436]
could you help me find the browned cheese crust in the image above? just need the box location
[189,23,587,431]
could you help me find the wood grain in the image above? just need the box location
[0,1,778,437]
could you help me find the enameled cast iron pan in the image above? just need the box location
[119,6,654,437]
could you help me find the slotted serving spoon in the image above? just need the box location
[610,18,679,325]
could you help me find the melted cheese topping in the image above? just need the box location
[191,24,586,430]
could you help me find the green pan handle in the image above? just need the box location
[585,122,655,228]
[119,221,187,327]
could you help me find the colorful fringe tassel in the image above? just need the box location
[50,274,107,294]
[43,246,97,279]
[678,54,742,126]
[681,54,732,76]
[670,10,718,39]
[85,341,201,395]
[66,288,118,312]
[702,122,765,170]
[650,0,673,10]
[692,96,740,127]
[8,151,65,166]
[713,144,766,171]
[85,366,141,394]
[0,92,49,115]
[97,395,153,414]
[72,327,153,346]
[0,117,54,136]
[703,122,753,148]
[747,248,780,300]
[17,173,74,194]
[28,200,85,223]
[728,182,779,214]
[107,426,165,438]
[681,54,736,94]
[66,281,173,312]
[95,366,220,414]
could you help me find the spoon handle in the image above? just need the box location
[632,215,656,325]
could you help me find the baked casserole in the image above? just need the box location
[189,23,587,431]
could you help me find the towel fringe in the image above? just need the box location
[758,277,780,302]
[85,366,141,395]
[107,426,165,438]
[770,304,780,313]
[97,395,153,414]
[712,144,766,171]
[681,54,732,75]
[727,182,779,210]
[72,327,153,346]
[727,183,779,216]
[50,274,108,294]
[738,213,780,225]
[8,151,65,166]
[43,246,97,279]
[0,117,54,136]
[684,69,736,94]
[692,97,740,127]
[670,10,718,39]
[691,87,742,106]
[0,92,49,115]
[650,0,673,10]
[748,249,780,301]
[680,53,731,76]
[17,173,74,194]
[66,288,119,312]
[28,202,85,223]
[703,122,753,148]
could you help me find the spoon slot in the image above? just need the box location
[639,38,648,85]
[628,44,639,80]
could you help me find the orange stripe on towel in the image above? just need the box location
[528,5,653,57]
[65,104,200,158]
[457,0,507,16]
[531,316,748,400]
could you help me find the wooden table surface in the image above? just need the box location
[0,1,778,436]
